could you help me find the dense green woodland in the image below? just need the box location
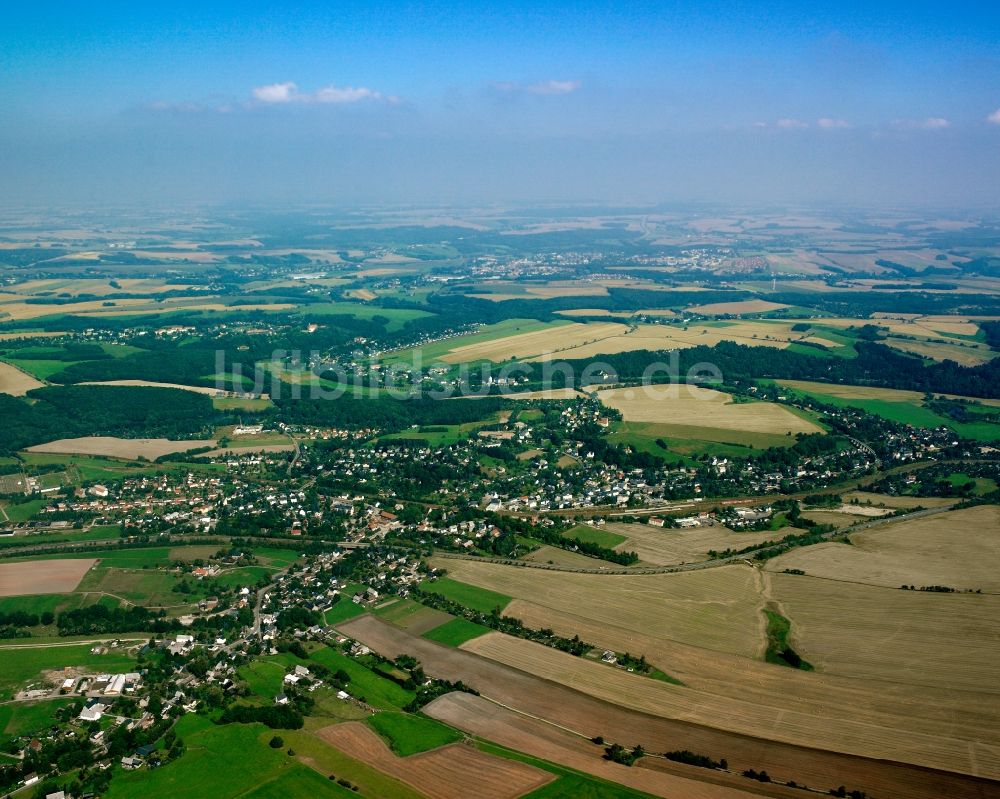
[0,386,215,453]
[548,341,1000,399]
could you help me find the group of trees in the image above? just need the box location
[0,385,216,453]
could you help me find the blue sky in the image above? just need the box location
[2,1,999,206]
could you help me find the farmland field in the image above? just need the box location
[421,617,490,646]
[365,710,462,755]
[440,322,625,363]
[315,721,555,799]
[766,506,1000,590]
[420,576,512,614]
[769,571,1000,692]
[0,361,45,395]
[518,545,618,568]
[602,522,780,566]
[597,385,822,436]
[0,558,96,596]
[687,299,789,315]
[430,559,763,656]
[425,693,754,799]
[373,597,453,633]
[340,615,996,796]
[26,436,217,460]
[777,379,1000,440]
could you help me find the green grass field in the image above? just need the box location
[324,599,368,626]
[3,358,77,380]
[0,524,122,551]
[421,617,490,647]
[608,420,801,455]
[75,567,196,607]
[476,740,656,799]
[104,719,305,799]
[212,566,272,590]
[944,472,998,495]
[238,653,302,700]
[212,396,274,411]
[379,418,499,446]
[776,382,1000,442]
[0,592,93,619]
[308,648,414,710]
[420,577,512,614]
[563,524,627,548]
[241,765,358,799]
[279,727,424,799]
[383,318,558,365]
[0,643,136,700]
[365,711,461,756]
[252,547,304,568]
[2,498,48,522]
[0,698,76,741]
[18,452,225,483]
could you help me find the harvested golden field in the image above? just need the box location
[27,436,216,460]
[518,545,616,568]
[489,387,583,400]
[766,506,1000,590]
[439,319,839,364]
[688,299,789,315]
[527,321,831,361]
[827,314,981,339]
[842,490,955,509]
[494,599,1000,781]
[603,522,779,566]
[778,378,1000,407]
[0,361,45,396]
[79,380,224,395]
[0,559,96,596]
[882,336,993,365]
[315,722,554,799]
[597,385,823,435]
[770,572,1000,693]
[4,278,194,297]
[425,693,759,799]
[440,322,627,362]
[340,615,999,795]
[462,628,1000,781]
[0,297,152,320]
[431,559,763,656]
[345,288,377,301]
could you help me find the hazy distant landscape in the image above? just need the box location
[0,204,997,799]
[2,2,999,798]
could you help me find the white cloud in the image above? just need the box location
[817,117,850,129]
[251,81,388,105]
[894,117,950,130]
[987,108,1000,125]
[526,79,581,95]
[253,82,299,103]
[315,85,382,103]
[920,117,950,129]
[776,118,808,129]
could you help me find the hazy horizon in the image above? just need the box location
[3,1,999,207]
